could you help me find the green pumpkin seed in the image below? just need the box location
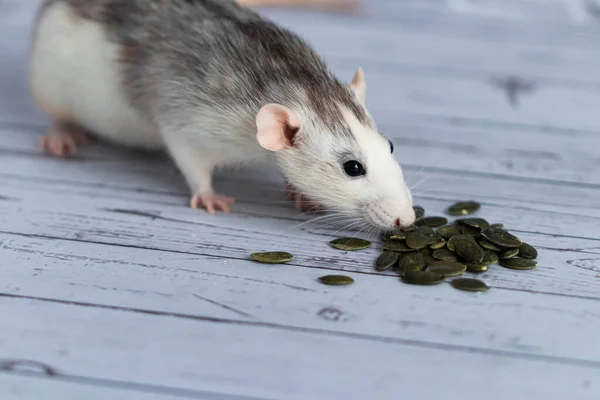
[413,206,425,220]
[417,225,435,236]
[499,258,537,270]
[437,224,462,239]
[398,253,426,274]
[461,224,482,238]
[383,240,414,252]
[318,275,354,285]
[423,255,439,266]
[465,263,488,273]
[375,251,399,271]
[406,232,429,250]
[446,201,481,216]
[432,249,458,261]
[429,240,447,250]
[419,247,433,257]
[479,240,501,252]
[402,224,418,232]
[518,242,538,259]
[426,261,467,277]
[451,278,489,292]
[330,237,372,251]
[481,251,499,265]
[454,236,484,263]
[401,271,445,285]
[457,218,490,229]
[499,248,520,259]
[381,230,408,241]
[251,251,294,264]
[481,228,522,248]
[447,234,467,252]
[421,216,448,228]
[490,223,504,229]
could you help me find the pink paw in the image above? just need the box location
[40,126,91,158]
[285,184,325,212]
[190,193,236,214]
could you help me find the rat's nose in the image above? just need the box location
[395,218,402,228]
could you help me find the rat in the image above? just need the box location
[28,0,416,231]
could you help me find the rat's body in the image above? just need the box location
[29,0,415,230]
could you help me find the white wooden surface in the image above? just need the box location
[1,0,600,399]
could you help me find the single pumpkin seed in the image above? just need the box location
[413,205,425,220]
[457,218,489,229]
[426,261,467,277]
[451,278,489,292]
[318,275,354,285]
[499,248,520,259]
[479,240,501,252]
[461,224,482,238]
[398,253,426,274]
[417,225,435,236]
[481,228,522,248]
[421,216,448,228]
[330,237,372,251]
[437,224,462,239]
[499,258,537,270]
[490,223,504,229]
[375,251,398,271]
[383,240,414,252]
[251,251,294,264]
[429,240,447,250]
[465,263,489,273]
[401,271,445,285]
[446,201,481,216]
[447,234,467,252]
[481,251,499,265]
[454,236,484,263]
[381,230,408,241]
[419,247,433,257]
[518,242,538,259]
[423,255,439,266]
[406,232,429,250]
[432,249,458,261]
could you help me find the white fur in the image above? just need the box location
[29,2,161,149]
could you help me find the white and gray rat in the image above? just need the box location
[28,0,416,231]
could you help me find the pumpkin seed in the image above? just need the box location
[429,240,447,250]
[330,237,372,251]
[318,275,354,285]
[499,258,538,270]
[406,232,429,250]
[447,234,467,252]
[381,230,408,241]
[383,240,414,252]
[461,224,482,238]
[454,236,484,263]
[401,271,445,285]
[490,223,504,229]
[398,253,426,274]
[413,205,425,220]
[451,278,489,292]
[459,218,489,229]
[421,216,448,228]
[251,251,294,264]
[481,228,522,248]
[518,242,538,259]
[437,224,462,239]
[426,261,467,277]
[417,225,435,236]
[479,240,501,252]
[375,251,398,271]
[447,201,481,216]
[499,248,520,259]
[465,263,488,273]
[481,251,499,265]
[432,249,458,261]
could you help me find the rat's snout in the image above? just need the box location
[394,206,416,229]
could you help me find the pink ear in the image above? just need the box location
[256,104,301,151]
[351,66,366,103]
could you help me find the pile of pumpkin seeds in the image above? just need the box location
[331,201,539,292]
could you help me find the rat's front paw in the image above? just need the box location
[285,184,325,212]
[40,125,91,158]
[190,193,236,214]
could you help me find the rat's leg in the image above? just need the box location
[163,135,235,214]
[40,121,92,158]
[285,183,326,212]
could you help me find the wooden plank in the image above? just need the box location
[0,174,599,300]
[2,231,600,362]
[0,373,230,400]
[1,297,599,400]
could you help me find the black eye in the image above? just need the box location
[343,160,366,177]
[389,140,394,154]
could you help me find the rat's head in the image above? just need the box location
[255,67,415,231]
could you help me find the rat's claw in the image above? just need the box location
[40,125,91,158]
[190,193,236,214]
